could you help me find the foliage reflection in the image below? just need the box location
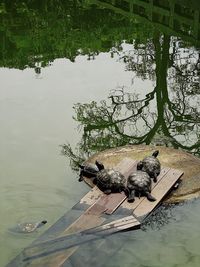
[0,0,200,168]
[62,32,200,169]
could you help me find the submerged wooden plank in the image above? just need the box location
[65,230,127,267]
[22,215,140,262]
[62,167,184,267]
[7,156,183,267]
[23,166,181,266]
[83,215,140,233]
[27,159,137,266]
[61,158,137,234]
[7,158,137,267]
[21,217,139,263]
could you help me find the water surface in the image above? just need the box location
[0,0,200,266]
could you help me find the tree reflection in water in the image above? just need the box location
[62,33,200,170]
[2,1,199,170]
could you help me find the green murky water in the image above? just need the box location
[0,0,200,266]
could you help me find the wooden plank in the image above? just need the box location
[34,158,137,265]
[56,167,183,267]
[8,158,137,267]
[102,159,138,214]
[134,168,183,219]
[80,186,103,206]
[22,216,140,262]
[7,157,184,267]
[66,230,126,267]
[103,193,127,215]
[81,158,137,215]
[121,166,171,210]
[83,215,140,233]
[22,165,175,265]
[23,251,75,267]
[63,167,184,267]
[83,192,126,215]
[81,158,137,207]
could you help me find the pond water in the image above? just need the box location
[0,0,200,266]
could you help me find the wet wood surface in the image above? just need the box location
[7,158,183,267]
[84,145,200,203]
[134,168,183,219]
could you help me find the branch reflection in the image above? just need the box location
[62,32,200,169]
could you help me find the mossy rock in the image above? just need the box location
[84,145,200,203]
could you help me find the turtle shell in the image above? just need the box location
[79,163,100,181]
[141,156,161,179]
[127,170,152,193]
[9,222,39,233]
[81,163,99,174]
[9,220,47,234]
[96,168,126,191]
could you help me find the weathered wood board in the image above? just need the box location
[84,145,200,203]
[6,158,183,267]
[6,158,137,267]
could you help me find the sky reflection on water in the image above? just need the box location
[0,0,200,266]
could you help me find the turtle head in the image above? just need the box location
[41,220,47,225]
[152,150,159,157]
[95,160,104,171]
[137,161,143,170]
[79,164,84,169]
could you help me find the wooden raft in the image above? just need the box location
[7,158,183,267]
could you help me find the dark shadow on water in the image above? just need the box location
[6,198,200,266]
[64,198,200,267]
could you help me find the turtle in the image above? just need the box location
[139,150,161,183]
[93,162,128,195]
[9,220,47,234]
[78,160,104,182]
[127,162,156,203]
